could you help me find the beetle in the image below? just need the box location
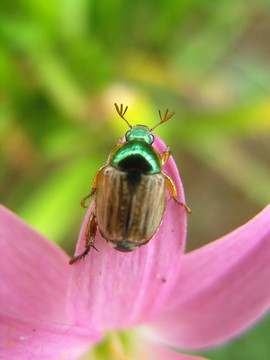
[69,103,190,265]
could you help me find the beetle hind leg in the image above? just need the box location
[69,211,98,265]
[163,172,191,214]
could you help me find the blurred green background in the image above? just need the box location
[1,1,269,359]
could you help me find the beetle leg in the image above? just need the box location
[81,164,107,208]
[163,172,191,214]
[161,146,171,166]
[69,211,98,265]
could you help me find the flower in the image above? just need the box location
[1,136,270,360]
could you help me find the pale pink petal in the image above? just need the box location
[0,205,102,358]
[0,205,70,321]
[143,338,208,360]
[150,205,270,349]
[67,136,188,329]
[0,313,101,360]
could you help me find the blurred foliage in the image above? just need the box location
[199,313,270,360]
[0,0,269,359]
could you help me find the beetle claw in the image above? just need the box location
[69,243,98,265]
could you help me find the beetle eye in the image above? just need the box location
[149,133,154,144]
[125,130,131,141]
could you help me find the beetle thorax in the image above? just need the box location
[109,138,162,175]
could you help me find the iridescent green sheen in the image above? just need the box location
[109,140,161,174]
[125,125,154,144]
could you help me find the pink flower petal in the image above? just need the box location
[143,338,209,360]
[0,205,70,322]
[150,205,270,349]
[0,205,102,358]
[0,313,101,360]
[67,136,188,329]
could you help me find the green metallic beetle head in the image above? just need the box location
[125,125,154,144]
[114,103,175,145]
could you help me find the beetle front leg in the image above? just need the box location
[69,211,98,265]
[81,164,107,208]
[161,146,171,166]
[163,172,191,214]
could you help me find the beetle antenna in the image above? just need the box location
[150,109,175,131]
[114,103,132,129]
